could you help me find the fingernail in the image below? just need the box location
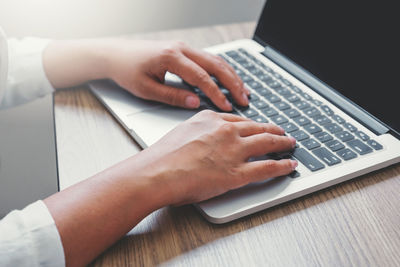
[289,136,297,146]
[185,96,200,108]
[224,99,232,110]
[245,87,251,96]
[291,160,298,170]
[278,126,285,134]
[242,92,249,104]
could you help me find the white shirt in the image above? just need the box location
[0,28,65,266]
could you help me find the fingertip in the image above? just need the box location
[244,86,251,96]
[185,95,200,109]
[241,92,249,105]
[223,99,233,111]
[288,136,297,147]
[290,160,298,170]
[277,126,286,135]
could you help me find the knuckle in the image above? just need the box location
[214,56,227,68]
[268,134,278,146]
[160,47,178,63]
[218,122,236,136]
[198,109,217,118]
[264,160,278,172]
[173,40,187,50]
[196,71,211,86]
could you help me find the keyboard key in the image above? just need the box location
[367,139,383,150]
[321,105,334,116]
[324,123,343,134]
[281,79,292,86]
[337,148,357,160]
[272,72,282,79]
[267,80,281,89]
[312,99,323,106]
[240,61,255,69]
[265,94,281,103]
[303,124,322,134]
[313,115,332,125]
[314,131,333,143]
[253,100,269,109]
[346,139,373,155]
[235,69,245,76]
[249,93,260,102]
[226,50,240,58]
[301,138,321,150]
[344,122,358,132]
[258,74,274,82]
[276,87,292,96]
[240,75,253,83]
[301,92,313,101]
[271,115,289,125]
[249,68,263,76]
[335,131,354,142]
[262,107,279,117]
[274,101,291,111]
[303,107,321,118]
[293,148,325,171]
[355,131,370,141]
[291,130,310,141]
[290,86,302,93]
[326,140,345,152]
[293,116,311,126]
[289,170,301,178]
[287,95,301,103]
[242,108,259,118]
[312,147,341,166]
[281,122,299,133]
[255,87,272,96]
[284,108,301,118]
[248,81,262,89]
[252,115,268,123]
[332,115,345,124]
[295,101,310,110]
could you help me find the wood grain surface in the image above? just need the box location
[54,22,400,267]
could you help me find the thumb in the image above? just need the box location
[146,79,200,109]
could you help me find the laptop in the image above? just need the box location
[90,0,400,223]
[0,95,59,218]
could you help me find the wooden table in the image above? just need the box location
[54,22,400,267]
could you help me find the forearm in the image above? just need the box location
[42,39,114,88]
[44,152,170,267]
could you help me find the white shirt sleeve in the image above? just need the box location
[0,34,54,109]
[0,201,65,267]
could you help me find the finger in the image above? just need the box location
[165,52,232,111]
[243,133,296,157]
[219,113,251,122]
[142,78,201,109]
[233,121,285,137]
[240,159,298,184]
[183,48,249,107]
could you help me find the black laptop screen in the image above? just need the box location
[255,0,400,133]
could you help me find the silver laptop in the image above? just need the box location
[90,0,400,223]
[0,95,59,218]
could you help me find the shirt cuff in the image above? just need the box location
[0,200,65,267]
[1,38,54,109]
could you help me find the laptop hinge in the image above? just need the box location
[261,46,390,136]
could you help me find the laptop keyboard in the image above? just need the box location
[192,48,383,178]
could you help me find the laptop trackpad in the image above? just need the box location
[126,106,198,147]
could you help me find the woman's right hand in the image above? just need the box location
[131,110,298,206]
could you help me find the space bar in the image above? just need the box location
[293,148,325,172]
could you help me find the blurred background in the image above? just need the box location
[0,0,265,38]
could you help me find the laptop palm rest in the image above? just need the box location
[126,106,197,148]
